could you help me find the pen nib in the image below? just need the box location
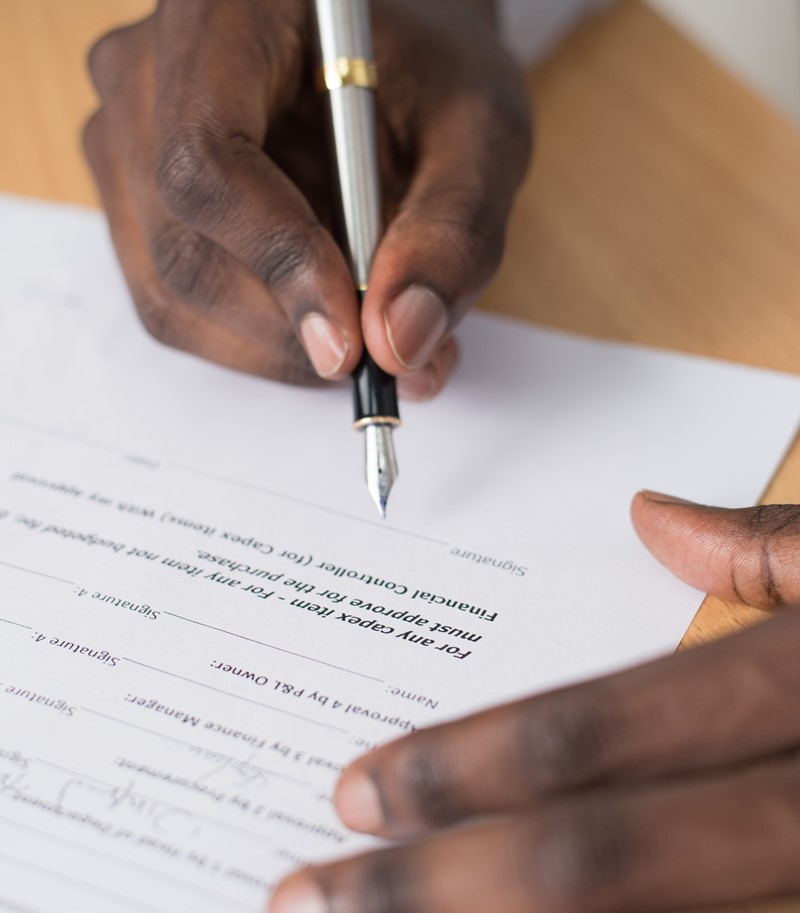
[364,423,398,518]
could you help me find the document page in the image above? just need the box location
[1,195,798,913]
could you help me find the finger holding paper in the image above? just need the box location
[269,494,800,913]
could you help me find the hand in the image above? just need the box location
[84,0,531,398]
[269,491,800,913]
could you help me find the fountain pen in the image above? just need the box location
[312,0,400,518]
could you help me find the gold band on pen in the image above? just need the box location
[353,416,401,431]
[317,57,378,92]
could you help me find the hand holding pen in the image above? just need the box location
[84,0,532,491]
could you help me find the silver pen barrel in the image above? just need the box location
[313,0,381,287]
[313,0,400,517]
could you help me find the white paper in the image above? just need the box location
[0,194,797,913]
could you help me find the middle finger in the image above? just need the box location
[271,754,800,913]
[335,611,800,837]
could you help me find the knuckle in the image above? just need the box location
[401,742,462,827]
[356,851,417,913]
[449,199,506,274]
[155,132,227,226]
[736,505,800,610]
[471,85,533,151]
[150,224,223,305]
[460,81,533,171]
[454,207,503,271]
[87,25,136,97]
[522,804,637,913]
[403,190,506,281]
[515,689,625,793]
[758,539,784,611]
[254,224,316,289]
[501,101,534,157]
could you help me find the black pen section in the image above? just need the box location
[351,291,400,427]
[352,350,400,426]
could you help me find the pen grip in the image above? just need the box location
[352,294,399,426]
[352,352,399,426]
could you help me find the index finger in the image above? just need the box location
[151,0,363,379]
[334,609,800,837]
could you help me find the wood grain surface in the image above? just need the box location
[484,1,800,656]
[2,1,800,910]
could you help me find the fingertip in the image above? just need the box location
[268,874,327,913]
[396,338,459,401]
[360,215,462,376]
[298,312,352,380]
[383,285,448,371]
[631,489,694,551]
[285,242,364,381]
[631,489,698,530]
[630,491,739,599]
[397,366,438,402]
[638,490,699,506]
[333,768,385,834]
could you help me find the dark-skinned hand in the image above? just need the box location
[84,0,531,400]
[269,491,800,913]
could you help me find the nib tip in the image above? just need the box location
[364,423,398,520]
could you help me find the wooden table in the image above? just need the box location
[2,1,800,910]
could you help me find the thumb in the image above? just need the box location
[631,491,800,611]
[362,99,530,377]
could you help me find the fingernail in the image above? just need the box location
[397,366,437,402]
[299,313,349,378]
[385,286,448,370]
[269,876,326,913]
[334,770,384,833]
[640,490,698,505]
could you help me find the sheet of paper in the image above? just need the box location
[0,194,798,913]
